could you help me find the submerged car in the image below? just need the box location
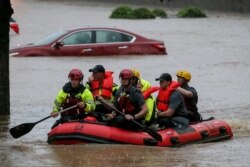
[10,27,166,57]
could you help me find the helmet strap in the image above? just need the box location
[132,77,138,87]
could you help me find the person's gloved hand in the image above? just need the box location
[155,109,161,118]
[78,102,86,108]
[125,114,134,121]
[50,111,59,117]
[105,111,116,120]
[95,95,103,100]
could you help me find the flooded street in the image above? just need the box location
[1,0,250,166]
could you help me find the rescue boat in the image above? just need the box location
[47,117,233,147]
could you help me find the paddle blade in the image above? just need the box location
[143,127,163,142]
[9,123,36,139]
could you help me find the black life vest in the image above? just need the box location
[61,82,86,117]
[117,87,140,115]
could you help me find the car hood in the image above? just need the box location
[10,43,35,50]
[10,43,47,51]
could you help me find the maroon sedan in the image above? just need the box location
[10,27,166,57]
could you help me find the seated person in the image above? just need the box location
[50,69,95,128]
[155,73,190,128]
[110,69,148,130]
[86,65,118,122]
[176,70,202,122]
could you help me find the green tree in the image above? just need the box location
[0,0,13,115]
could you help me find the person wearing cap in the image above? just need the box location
[111,69,148,130]
[86,65,118,121]
[176,70,202,122]
[50,69,95,128]
[155,73,190,128]
[131,68,156,126]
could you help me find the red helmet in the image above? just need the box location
[68,69,84,80]
[119,69,133,79]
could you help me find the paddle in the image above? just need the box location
[96,97,162,142]
[9,105,78,139]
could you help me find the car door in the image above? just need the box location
[52,30,96,56]
[94,30,135,56]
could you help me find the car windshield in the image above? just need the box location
[33,30,66,46]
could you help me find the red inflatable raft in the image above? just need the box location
[47,118,233,147]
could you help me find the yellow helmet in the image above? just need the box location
[131,68,141,79]
[176,70,191,82]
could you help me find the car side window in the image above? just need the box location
[120,33,133,42]
[96,30,133,43]
[62,31,92,45]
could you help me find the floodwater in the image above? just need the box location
[1,0,250,166]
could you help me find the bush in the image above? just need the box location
[177,6,206,18]
[110,6,133,19]
[110,6,156,19]
[130,7,155,19]
[152,8,167,18]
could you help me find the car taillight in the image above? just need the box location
[152,44,165,49]
[152,43,167,54]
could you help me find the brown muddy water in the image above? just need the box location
[1,0,250,166]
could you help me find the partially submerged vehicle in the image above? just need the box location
[10,27,166,57]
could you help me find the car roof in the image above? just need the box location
[64,27,142,37]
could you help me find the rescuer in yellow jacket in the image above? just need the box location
[50,69,95,128]
[131,68,156,126]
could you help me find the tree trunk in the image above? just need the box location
[0,0,13,115]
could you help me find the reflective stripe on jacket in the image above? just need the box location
[139,84,157,123]
[53,88,95,115]
[144,96,155,122]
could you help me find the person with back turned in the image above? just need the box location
[131,68,156,126]
[176,70,202,122]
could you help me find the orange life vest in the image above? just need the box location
[156,81,180,111]
[90,71,113,99]
[143,86,159,99]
